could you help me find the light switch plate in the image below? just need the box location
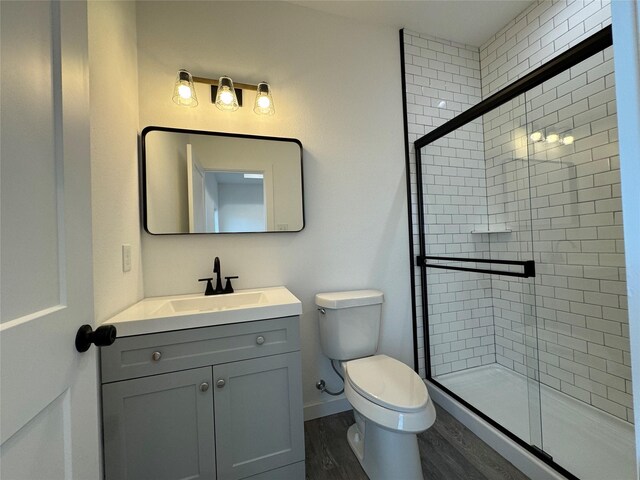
[122,244,132,272]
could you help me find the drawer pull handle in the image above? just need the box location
[151,351,162,362]
[200,382,209,392]
[256,335,265,345]
[216,379,226,388]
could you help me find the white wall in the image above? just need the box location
[136,1,411,416]
[88,0,143,324]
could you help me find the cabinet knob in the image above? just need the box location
[199,382,209,392]
[151,351,162,362]
[216,379,226,388]
[256,335,265,345]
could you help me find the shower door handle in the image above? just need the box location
[416,255,535,278]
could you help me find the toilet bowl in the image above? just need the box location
[315,290,436,480]
[342,355,436,480]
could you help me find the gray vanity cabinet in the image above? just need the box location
[213,352,304,479]
[100,316,304,480]
[102,367,216,480]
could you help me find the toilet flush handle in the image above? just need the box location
[318,308,326,315]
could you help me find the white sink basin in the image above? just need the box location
[104,286,302,337]
[158,291,267,314]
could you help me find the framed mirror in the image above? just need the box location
[141,127,304,234]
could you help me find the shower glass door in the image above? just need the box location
[416,91,544,451]
[523,44,634,480]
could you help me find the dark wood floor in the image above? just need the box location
[304,403,530,480]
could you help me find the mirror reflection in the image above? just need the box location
[142,128,304,234]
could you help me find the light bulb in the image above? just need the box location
[257,96,271,109]
[530,131,543,142]
[546,133,560,143]
[178,84,192,99]
[220,89,233,105]
[562,135,574,145]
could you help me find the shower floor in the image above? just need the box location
[435,364,635,480]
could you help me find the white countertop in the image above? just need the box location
[103,286,302,337]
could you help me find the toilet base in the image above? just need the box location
[347,412,424,480]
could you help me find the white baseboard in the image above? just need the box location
[304,396,351,421]
[427,380,567,480]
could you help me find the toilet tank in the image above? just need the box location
[315,290,384,361]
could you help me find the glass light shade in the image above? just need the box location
[172,69,198,107]
[253,82,275,115]
[215,76,239,111]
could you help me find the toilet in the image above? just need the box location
[315,289,436,480]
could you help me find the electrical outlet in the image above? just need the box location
[122,244,132,272]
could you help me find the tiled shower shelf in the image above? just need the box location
[470,227,512,234]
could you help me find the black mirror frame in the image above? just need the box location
[140,125,305,235]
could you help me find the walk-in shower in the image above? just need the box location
[409,26,634,479]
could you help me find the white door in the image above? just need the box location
[1,1,100,479]
[187,144,206,233]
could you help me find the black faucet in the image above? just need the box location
[213,257,224,294]
[199,257,238,295]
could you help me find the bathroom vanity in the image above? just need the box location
[99,287,305,480]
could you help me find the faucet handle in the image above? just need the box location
[223,276,238,294]
[198,277,215,296]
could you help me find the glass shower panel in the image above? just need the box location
[420,93,543,448]
[524,45,634,479]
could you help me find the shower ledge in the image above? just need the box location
[471,227,512,234]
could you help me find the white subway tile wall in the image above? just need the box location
[403,31,484,377]
[404,0,631,422]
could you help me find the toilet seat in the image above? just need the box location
[344,355,429,413]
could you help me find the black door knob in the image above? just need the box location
[75,324,117,352]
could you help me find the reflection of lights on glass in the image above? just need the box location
[243,173,264,179]
[561,135,574,145]
[530,131,544,142]
[437,100,447,109]
[546,133,560,143]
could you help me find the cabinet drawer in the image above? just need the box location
[101,316,299,383]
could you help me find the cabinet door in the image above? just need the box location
[213,352,304,479]
[102,367,215,480]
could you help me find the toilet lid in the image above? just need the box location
[345,355,429,413]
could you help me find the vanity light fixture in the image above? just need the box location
[172,70,275,115]
[172,69,198,107]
